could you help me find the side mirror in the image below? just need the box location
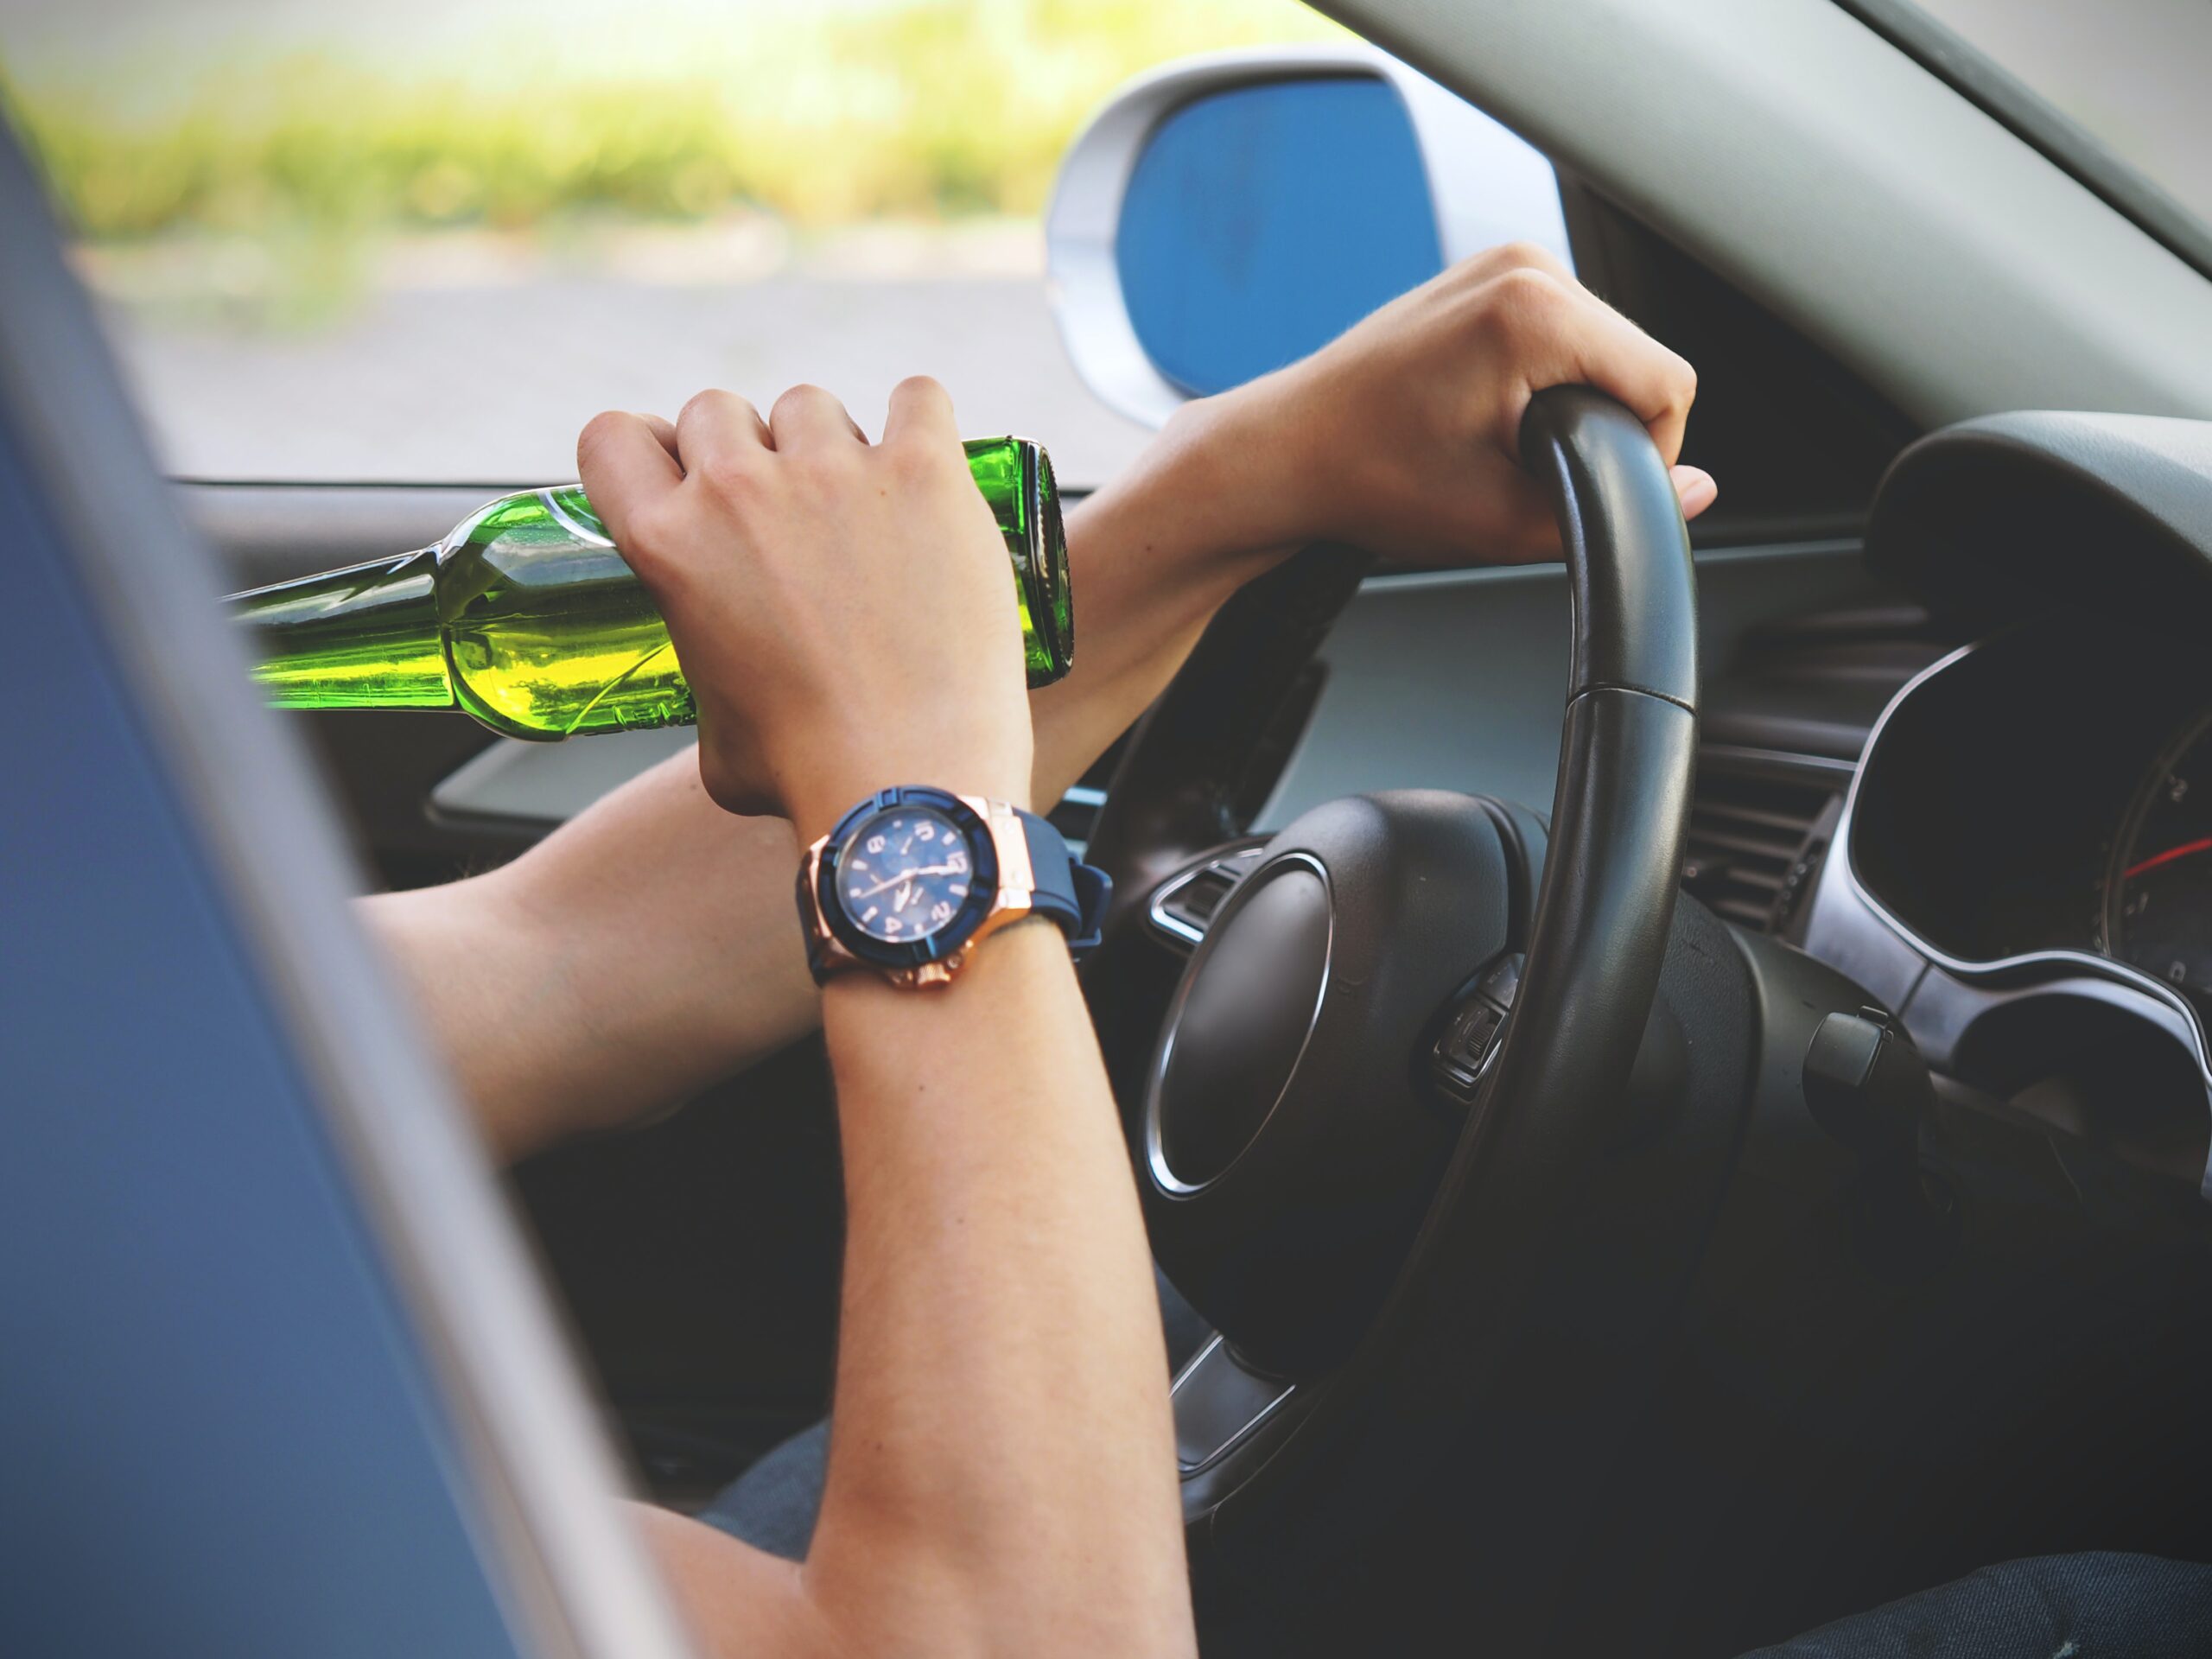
[1046,46,1573,428]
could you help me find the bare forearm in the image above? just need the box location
[813,924,1188,1647]
[360,757,816,1158]
[1028,396,1289,803]
[644,923,1193,1656]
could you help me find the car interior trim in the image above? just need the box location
[1813,639,2212,1198]
[1144,851,1337,1198]
[1168,1335,1300,1476]
[0,127,700,1659]
[1321,0,2212,428]
[1828,0,2212,283]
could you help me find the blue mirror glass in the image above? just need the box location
[1115,77,1444,397]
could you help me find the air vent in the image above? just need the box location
[1684,751,1848,935]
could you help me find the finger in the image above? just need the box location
[1459,238,1576,289]
[768,383,864,453]
[575,410,683,549]
[1673,464,1719,520]
[637,410,680,462]
[1488,475,1568,563]
[880,374,958,452]
[1559,298,1698,465]
[1471,270,1690,466]
[675,389,771,472]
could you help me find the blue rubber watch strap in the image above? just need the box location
[1017,809,1111,957]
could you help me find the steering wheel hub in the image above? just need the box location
[1143,791,1535,1376]
[1149,853,1333,1193]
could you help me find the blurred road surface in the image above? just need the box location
[97,276,1156,491]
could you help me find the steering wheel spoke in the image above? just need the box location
[1170,1335,1296,1476]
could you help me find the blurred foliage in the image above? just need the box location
[7,1,1343,243]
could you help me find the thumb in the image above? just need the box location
[1671,465,1718,521]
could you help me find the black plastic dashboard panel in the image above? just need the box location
[1805,410,2212,1198]
[1847,411,2212,972]
[1866,410,2212,629]
[1848,619,2212,966]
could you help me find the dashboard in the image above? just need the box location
[1846,619,2212,1003]
[1795,411,2212,1192]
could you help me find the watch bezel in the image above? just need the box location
[815,787,1001,972]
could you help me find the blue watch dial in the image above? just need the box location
[835,805,979,944]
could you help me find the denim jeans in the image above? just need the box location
[698,1268,2212,1654]
[1741,1553,2212,1658]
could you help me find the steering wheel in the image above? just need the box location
[1084,387,1701,1602]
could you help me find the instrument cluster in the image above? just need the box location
[1846,617,2212,1008]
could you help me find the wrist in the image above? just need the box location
[782,739,1033,849]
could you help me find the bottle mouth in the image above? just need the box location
[1025,441,1075,680]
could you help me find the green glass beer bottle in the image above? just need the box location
[229,436,1073,741]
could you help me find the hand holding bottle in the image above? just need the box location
[575,380,1035,842]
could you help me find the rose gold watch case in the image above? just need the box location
[800,795,1040,988]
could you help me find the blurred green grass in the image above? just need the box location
[9,1,1343,242]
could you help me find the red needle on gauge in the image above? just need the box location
[2125,837,2212,880]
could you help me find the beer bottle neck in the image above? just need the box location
[227,547,454,711]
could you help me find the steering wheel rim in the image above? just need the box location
[1093,386,1700,1590]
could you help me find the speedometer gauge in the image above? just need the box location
[2104,709,2212,996]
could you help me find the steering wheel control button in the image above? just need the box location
[1147,845,1267,950]
[1430,953,1523,1106]
[1153,856,1332,1191]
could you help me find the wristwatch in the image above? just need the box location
[797,786,1111,988]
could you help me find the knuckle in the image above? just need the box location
[1458,239,1562,289]
[771,381,833,419]
[1491,238,1554,274]
[575,409,626,461]
[1495,264,1567,311]
[677,387,726,427]
[1668,353,1699,410]
[1476,265,1568,339]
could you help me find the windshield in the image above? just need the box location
[1901,0,2209,238]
